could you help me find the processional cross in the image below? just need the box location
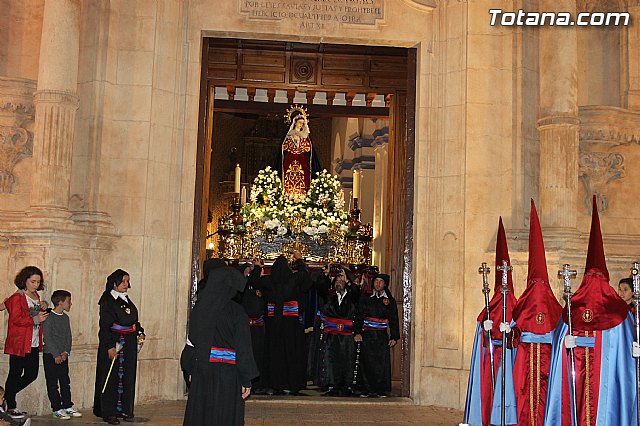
[496,260,512,426]
[558,264,578,426]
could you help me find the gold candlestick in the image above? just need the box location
[348,197,361,233]
[230,193,243,227]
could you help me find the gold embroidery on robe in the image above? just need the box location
[283,137,312,154]
[284,160,306,195]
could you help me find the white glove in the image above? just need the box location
[633,342,640,358]
[483,319,493,331]
[564,335,577,349]
[499,322,511,333]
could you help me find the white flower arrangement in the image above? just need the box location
[249,166,282,207]
[242,167,349,241]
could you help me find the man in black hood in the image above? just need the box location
[253,251,311,395]
[237,262,267,393]
[182,266,258,426]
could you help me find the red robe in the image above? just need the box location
[281,136,312,195]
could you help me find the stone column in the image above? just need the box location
[537,0,579,228]
[627,1,640,110]
[29,0,80,218]
[372,133,388,269]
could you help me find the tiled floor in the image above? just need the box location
[30,397,463,425]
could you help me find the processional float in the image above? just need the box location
[215,105,374,272]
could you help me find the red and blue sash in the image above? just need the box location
[363,317,388,331]
[209,347,236,364]
[282,301,299,317]
[110,323,137,334]
[267,303,275,317]
[323,317,353,335]
[249,315,264,327]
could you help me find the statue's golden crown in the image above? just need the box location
[284,104,308,123]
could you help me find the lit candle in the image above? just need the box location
[234,164,241,194]
[352,169,359,200]
[241,186,247,206]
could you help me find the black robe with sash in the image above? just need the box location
[93,271,144,419]
[254,256,311,393]
[307,272,332,388]
[321,286,359,393]
[182,267,258,426]
[240,266,267,390]
[355,290,400,395]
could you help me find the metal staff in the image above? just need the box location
[478,262,495,394]
[497,260,512,426]
[559,264,578,426]
[632,262,640,426]
[352,340,362,388]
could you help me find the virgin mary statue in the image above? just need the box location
[274,105,322,196]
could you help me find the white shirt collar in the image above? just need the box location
[372,290,388,299]
[111,289,129,301]
[337,290,346,305]
[51,310,64,316]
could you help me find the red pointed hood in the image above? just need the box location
[584,195,608,280]
[512,200,562,334]
[563,195,628,331]
[477,217,518,339]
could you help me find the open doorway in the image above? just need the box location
[193,38,416,396]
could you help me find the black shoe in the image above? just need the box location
[117,413,134,422]
[253,388,267,395]
[378,392,388,398]
[104,416,120,425]
[272,389,285,395]
[368,392,379,398]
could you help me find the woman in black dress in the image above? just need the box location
[93,269,145,425]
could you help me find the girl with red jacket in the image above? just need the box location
[4,266,49,418]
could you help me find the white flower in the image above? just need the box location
[340,224,348,232]
[277,226,287,236]
[304,226,318,236]
[265,219,279,229]
[318,225,328,234]
[311,219,319,227]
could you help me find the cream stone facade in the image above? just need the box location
[0,0,639,415]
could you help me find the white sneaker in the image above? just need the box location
[7,408,25,419]
[52,409,70,420]
[63,408,82,418]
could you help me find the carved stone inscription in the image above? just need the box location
[240,0,384,29]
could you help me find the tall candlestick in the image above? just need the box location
[353,169,359,200]
[234,164,241,194]
[241,186,247,206]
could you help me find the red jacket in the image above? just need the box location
[4,292,43,356]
